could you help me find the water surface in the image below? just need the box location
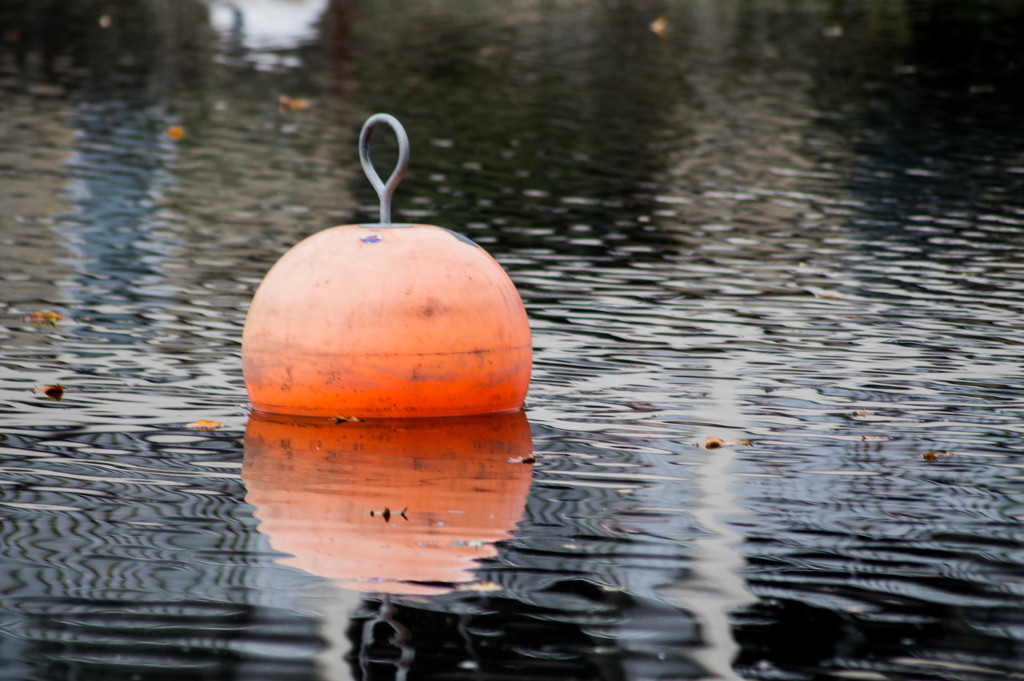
[3,1,1024,679]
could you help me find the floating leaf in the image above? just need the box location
[700,436,750,449]
[25,311,64,325]
[165,125,185,141]
[330,414,364,423]
[507,454,536,464]
[458,581,502,593]
[34,384,64,400]
[279,95,312,111]
[919,450,952,462]
[649,15,668,37]
[851,409,869,417]
[187,419,222,431]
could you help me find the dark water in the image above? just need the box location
[3,1,1024,679]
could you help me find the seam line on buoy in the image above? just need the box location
[255,344,532,358]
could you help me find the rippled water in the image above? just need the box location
[3,1,1024,679]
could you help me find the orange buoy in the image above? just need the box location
[242,410,534,595]
[242,114,531,418]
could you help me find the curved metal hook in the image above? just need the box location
[359,113,410,225]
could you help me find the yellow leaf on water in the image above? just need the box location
[165,125,185,141]
[458,581,502,593]
[700,436,750,449]
[25,311,64,325]
[919,450,952,462]
[187,419,222,431]
[649,15,668,37]
[279,95,312,111]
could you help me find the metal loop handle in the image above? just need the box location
[359,113,409,225]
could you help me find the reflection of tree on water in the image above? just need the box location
[1,1,173,327]
[840,3,1024,253]
[344,1,687,246]
[721,5,1024,680]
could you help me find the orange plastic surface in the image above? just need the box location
[242,410,534,595]
[242,224,532,418]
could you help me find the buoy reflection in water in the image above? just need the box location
[242,411,533,595]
